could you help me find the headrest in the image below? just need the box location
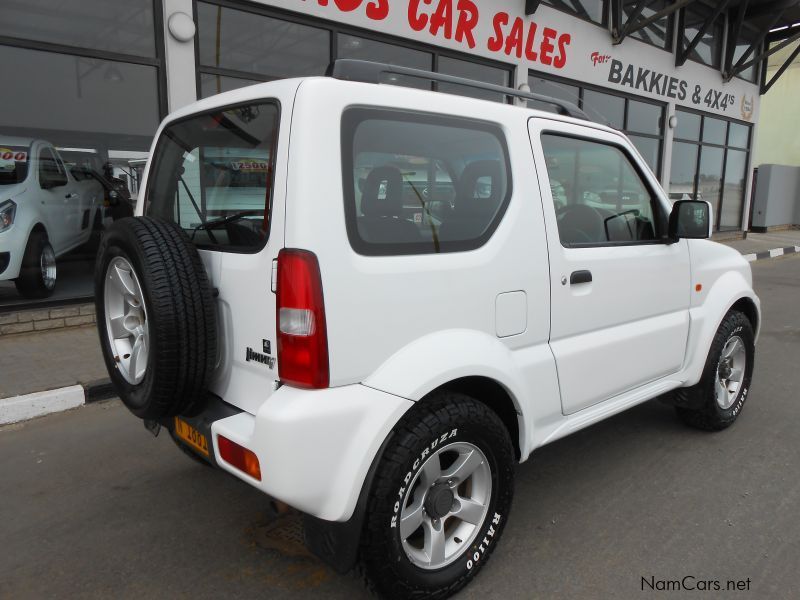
[457,160,503,217]
[361,166,403,218]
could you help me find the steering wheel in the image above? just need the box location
[555,204,604,245]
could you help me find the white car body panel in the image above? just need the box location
[211,383,413,522]
[135,77,760,522]
[529,118,692,414]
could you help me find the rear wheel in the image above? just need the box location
[674,310,754,431]
[15,231,56,299]
[359,393,514,600]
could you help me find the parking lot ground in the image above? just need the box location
[1,256,799,600]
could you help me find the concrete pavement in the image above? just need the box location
[1,254,798,599]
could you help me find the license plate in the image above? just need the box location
[174,417,209,457]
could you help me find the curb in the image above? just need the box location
[742,245,800,262]
[0,379,116,426]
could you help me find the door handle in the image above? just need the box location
[65,192,78,199]
[570,270,592,285]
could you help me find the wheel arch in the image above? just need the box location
[730,296,760,339]
[683,270,761,387]
[421,376,522,461]
[362,329,529,461]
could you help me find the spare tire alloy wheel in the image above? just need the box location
[360,393,514,600]
[103,256,149,385]
[95,217,218,420]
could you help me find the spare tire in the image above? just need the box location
[94,217,218,419]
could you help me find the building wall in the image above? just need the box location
[753,40,800,168]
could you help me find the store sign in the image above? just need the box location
[278,0,758,119]
[602,58,737,112]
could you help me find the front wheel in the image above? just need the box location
[674,310,755,431]
[359,393,514,600]
[15,232,56,299]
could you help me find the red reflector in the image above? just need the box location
[276,249,329,388]
[217,435,261,481]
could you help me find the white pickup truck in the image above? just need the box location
[0,137,103,298]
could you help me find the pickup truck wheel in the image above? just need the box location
[15,232,56,299]
[95,217,218,420]
[359,393,514,600]
[674,310,754,431]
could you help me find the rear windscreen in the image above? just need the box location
[146,101,279,252]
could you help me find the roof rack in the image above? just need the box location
[327,59,589,121]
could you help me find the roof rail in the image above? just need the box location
[327,59,589,121]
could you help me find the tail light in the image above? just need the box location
[276,249,329,388]
[218,435,261,480]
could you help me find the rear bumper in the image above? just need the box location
[201,383,412,522]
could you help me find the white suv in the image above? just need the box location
[95,61,760,600]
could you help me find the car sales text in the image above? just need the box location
[303,0,571,68]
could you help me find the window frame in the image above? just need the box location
[0,0,167,126]
[671,106,753,232]
[528,70,666,178]
[623,0,675,52]
[678,2,725,70]
[144,98,282,255]
[540,0,609,28]
[341,107,514,257]
[539,130,670,249]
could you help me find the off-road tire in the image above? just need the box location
[674,310,754,431]
[359,392,514,600]
[15,232,56,299]
[95,217,218,419]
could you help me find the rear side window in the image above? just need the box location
[342,108,512,255]
[146,101,279,252]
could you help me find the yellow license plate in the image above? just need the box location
[174,417,209,457]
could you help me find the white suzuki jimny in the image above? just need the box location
[95,60,760,599]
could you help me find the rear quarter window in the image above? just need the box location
[342,108,512,255]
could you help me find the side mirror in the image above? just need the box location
[668,200,712,241]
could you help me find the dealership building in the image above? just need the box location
[1,0,799,312]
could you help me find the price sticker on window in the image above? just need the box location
[0,148,27,172]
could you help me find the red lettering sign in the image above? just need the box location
[487,14,570,69]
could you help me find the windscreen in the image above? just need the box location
[146,101,279,251]
[0,145,31,185]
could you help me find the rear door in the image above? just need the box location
[529,118,691,415]
[145,95,289,414]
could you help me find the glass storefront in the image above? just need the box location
[529,74,665,176]
[195,1,511,101]
[0,0,761,313]
[669,109,752,231]
[0,0,163,309]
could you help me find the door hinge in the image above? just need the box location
[271,258,278,293]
